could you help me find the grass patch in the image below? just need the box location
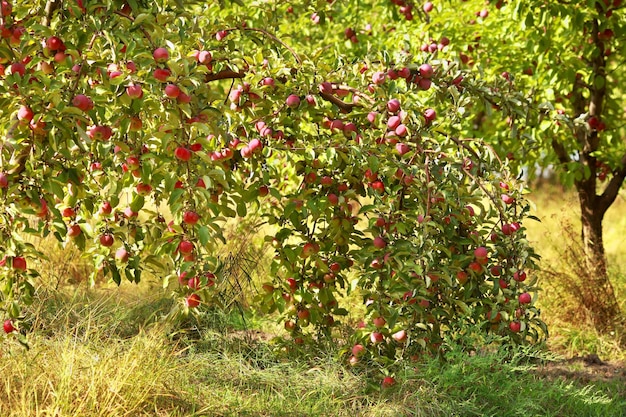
[1,286,624,417]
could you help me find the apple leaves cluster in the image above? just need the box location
[0,0,545,366]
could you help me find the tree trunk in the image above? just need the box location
[578,190,621,332]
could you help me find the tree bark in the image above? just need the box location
[577,184,621,331]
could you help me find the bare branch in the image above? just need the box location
[205,69,245,82]
[318,92,358,112]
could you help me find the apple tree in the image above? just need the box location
[409,0,625,331]
[0,0,545,374]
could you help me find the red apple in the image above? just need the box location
[115,248,130,262]
[392,329,407,342]
[178,240,194,254]
[297,309,310,320]
[352,344,365,356]
[17,105,34,123]
[183,210,200,225]
[419,63,434,78]
[3,319,14,334]
[12,256,26,270]
[286,94,300,108]
[99,201,112,215]
[126,84,143,99]
[518,292,532,304]
[0,172,8,188]
[174,146,191,161]
[387,98,401,113]
[72,94,94,112]
[10,62,25,76]
[370,331,384,344]
[100,233,114,247]
[474,246,488,259]
[424,108,436,123]
[164,84,181,98]
[153,47,169,63]
[513,271,527,282]
[153,68,171,82]
[382,376,396,388]
[186,293,201,308]
[373,236,387,249]
[509,321,521,333]
[373,316,386,328]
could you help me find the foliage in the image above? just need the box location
[0,0,545,368]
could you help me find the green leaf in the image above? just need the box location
[198,225,210,246]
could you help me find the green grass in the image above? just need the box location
[0,284,624,417]
[525,184,626,360]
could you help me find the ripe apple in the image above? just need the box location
[183,210,200,225]
[372,71,386,84]
[518,292,532,304]
[100,233,114,247]
[373,316,386,328]
[284,320,296,332]
[87,125,113,141]
[286,94,300,108]
[0,172,8,188]
[126,84,143,99]
[153,68,171,81]
[423,108,436,123]
[297,309,310,320]
[419,63,434,78]
[17,105,34,123]
[187,276,201,290]
[513,271,527,282]
[186,293,201,308]
[456,270,469,284]
[370,331,384,344]
[3,319,14,334]
[370,180,385,194]
[136,183,152,196]
[125,156,140,170]
[373,236,387,249]
[153,47,169,62]
[284,278,298,293]
[99,201,112,215]
[174,146,191,161]
[382,376,396,388]
[423,2,434,13]
[115,248,130,263]
[509,321,521,333]
[67,224,81,238]
[501,194,515,205]
[352,344,365,356]
[474,246,488,259]
[164,84,181,98]
[387,115,401,130]
[10,62,25,76]
[349,355,359,366]
[12,256,26,270]
[300,242,319,258]
[72,94,94,112]
[178,240,194,254]
[392,329,407,343]
[177,92,191,103]
[387,98,401,113]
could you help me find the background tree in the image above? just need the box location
[404,0,625,331]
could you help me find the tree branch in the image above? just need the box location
[598,151,626,215]
[318,92,358,112]
[551,138,571,165]
[205,69,245,82]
